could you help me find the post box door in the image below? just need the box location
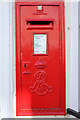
[16,2,66,116]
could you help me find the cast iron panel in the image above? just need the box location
[15,1,66,116]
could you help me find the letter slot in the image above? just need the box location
[26,20,53,29]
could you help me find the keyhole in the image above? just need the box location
[24,64,26,67]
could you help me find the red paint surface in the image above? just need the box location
[15,1,66,116]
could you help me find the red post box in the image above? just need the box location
[15,0,66,116]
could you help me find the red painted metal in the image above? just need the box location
[15,0,66,116]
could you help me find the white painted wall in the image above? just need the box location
[0,1,79,119]
[0,2,2,120]
[78,1,80,112]
[70,2,78,111]
[1,2,13,118]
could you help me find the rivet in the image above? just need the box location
[67,27,70,30]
